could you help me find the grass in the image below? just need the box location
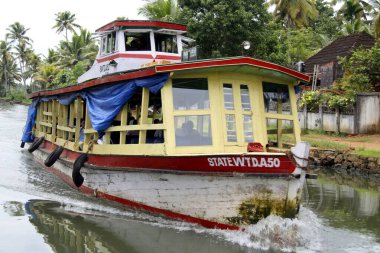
[354,148,380,158]
[302,137,350,151]
[268,132,350,151]
[302,129,348,138]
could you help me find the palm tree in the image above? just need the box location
[14,41,32,86]
[367,0,380,37]
[34,63,60,89]
[138,0,179,21]
[270,0,319,28]
[52,11,81,41]
[6,22,32,46]
[339,19,371,35]
[0,40,21,95]
[44,49,59,64]
[337,0,369,23]
[57,28,97,68]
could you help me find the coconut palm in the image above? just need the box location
[0,40,21,94]
[52,11,81,41]
[6,22,32,46]
[34,63,60,90]
[270,0,319,28]
[367,0,380,37]
[57,28,97,68]
[138,0,179,21]
[339,19,371,35]
[44,49,59,64]
[14,41,33,85]
[337,0,369,23]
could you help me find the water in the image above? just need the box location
[1,102,380,253]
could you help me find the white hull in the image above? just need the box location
[34,149,305,227]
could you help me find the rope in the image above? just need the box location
[86,141,94,154]
[286,150,309,169]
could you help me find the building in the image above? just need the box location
[304,32,375,88]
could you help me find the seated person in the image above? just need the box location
[126,118,139,144]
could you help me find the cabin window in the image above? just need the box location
[172,78,209,110]
[100,32,116,55]
[155,33,178,53]
[267,119,295,147]
[263,83,291,114]
[225,114,237,142]
[174,116,212,146]
[172,78,212,147]
[240,85,251,111]
[223,84,234,110]
[222,83,254,144]
[125,32,151,51]
[263,82,295,148]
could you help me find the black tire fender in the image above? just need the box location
[28,137,45,153]
[72,153,87,187]
[44,146,64,167]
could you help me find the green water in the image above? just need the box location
[1,102,380,253]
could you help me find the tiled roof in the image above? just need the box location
[304,32,375,73]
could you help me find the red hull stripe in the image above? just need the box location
[96,53,181,63]
[155,57,311,82]
[34,155,239,230]
[96,21,187,32]
[42,141,296,174]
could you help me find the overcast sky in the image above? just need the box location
[0,0,146,56]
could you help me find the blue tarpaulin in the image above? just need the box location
[21,73,169,143]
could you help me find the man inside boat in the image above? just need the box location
[176,120,201,146]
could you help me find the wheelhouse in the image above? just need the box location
[78,20,187,83]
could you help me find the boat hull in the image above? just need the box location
[32,143,305,229]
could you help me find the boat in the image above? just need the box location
[21,20,311,230]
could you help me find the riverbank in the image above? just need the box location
[304,132,380,190]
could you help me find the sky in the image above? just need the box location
[0,0,146,56]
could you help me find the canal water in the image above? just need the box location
[1,102,380,253]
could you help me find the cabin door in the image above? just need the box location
[221,82,254,146]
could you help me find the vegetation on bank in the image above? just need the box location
[300,41,380,111]
[0,0,379,101]
[354,148,380,158]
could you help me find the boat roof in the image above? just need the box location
[95,20,187,33]
[30,57,310,98]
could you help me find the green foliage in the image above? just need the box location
[285,27,325,63]
[326,94,355,108]
[5,87,30,104]
[270,0,319,28]
[301,136,350,150]
[53,11,81,41]
[354,147,380,157]
[300,90,356,110]
[311,0,342,39]
[336,43,380,93]
[34,63,60,89]
[300,90,322,110]
[139,0,180,22]
[52,61,87,87]
[179,0,285,62]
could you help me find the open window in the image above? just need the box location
[155,33,178,53]
[125,32,151,51]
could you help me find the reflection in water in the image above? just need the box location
[304,175,380,240]
[26,200,249,253]
[2,201,25,216]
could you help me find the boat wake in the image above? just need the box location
[214,207,322,252]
